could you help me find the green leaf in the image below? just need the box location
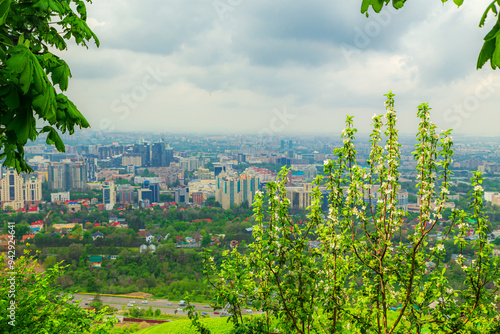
[32,56,48,93]
[361,0,387,14]
[492,35,500,68]
[4,87,19,109]
[46,127,65,152]
[19,56,33,94]
[484,22,500,41]
[7,108,33,144]
[6,44,29,74]
[477,38,496,69]
[50,60,71,90]
[392,0,406,9]
[453,0,463,6]
[0,0,11,25]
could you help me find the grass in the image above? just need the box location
[135,317,233,334]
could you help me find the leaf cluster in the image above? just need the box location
[360,0,500,70]
[0,0,98,172]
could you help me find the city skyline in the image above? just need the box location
[57,0,500,137]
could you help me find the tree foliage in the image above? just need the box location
[198,93,500,333]
[0,250,113,333]
[360,0,500,70]
[0,0,99,172]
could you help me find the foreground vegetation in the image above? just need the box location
[194,93,500,333]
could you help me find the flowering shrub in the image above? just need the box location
[194,93,500,334]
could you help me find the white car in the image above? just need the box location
[129,301,135,304]
[142,300,148,304]
[88,297,94,301]
[127,304,133,307]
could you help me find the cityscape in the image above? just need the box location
[3,0,500,333]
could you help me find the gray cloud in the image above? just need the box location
[61,0,500,137]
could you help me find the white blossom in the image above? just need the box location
[474,185,483,192]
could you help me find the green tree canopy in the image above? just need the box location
[0,251,113,333]
[361,0,500,69]
[0,0,99,172]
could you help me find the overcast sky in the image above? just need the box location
[60,0,500,137]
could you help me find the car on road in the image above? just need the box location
[201,312,209,317]
[204,305,211,308]
[129,301,135,304]
[137,307,141,310]
[127,304,133,307]
[246,309,253,313]
[214,311,219,314]
[179,300,186,306]
[142,300,148,304]
[166,302,172,306]
[88,297,94,301]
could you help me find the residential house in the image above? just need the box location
[91,231,104,241]
[52,223,77,235]
[21,235,35,243]
[89,255,102,268]
[30,221,44,234]
[145,233,154,243]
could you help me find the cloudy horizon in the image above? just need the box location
[59,0,500,138]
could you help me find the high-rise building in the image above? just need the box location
[102,181,116,210]
[215,172,259,210]
[48,162,66,191]
[24,177,42,206]
[133,143,151,167]
[85,157,98,183]
[66,161,87,190]
[174,185,189,204]
[48,161,87,191]
[122,154,142,167]
[143,181,160,203]
[151,142,174,168]
[117,184,134,204]
[0,169,42,210]
[165,145,174,166]
[138,188,153,204]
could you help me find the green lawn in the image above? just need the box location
[136,317,233,334]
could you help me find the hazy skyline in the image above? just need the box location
[60,0,500,137]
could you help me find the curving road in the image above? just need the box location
[71,293,221,317]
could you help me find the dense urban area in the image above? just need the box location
[3,131,500,332]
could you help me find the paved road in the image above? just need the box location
[71,294,226,318]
